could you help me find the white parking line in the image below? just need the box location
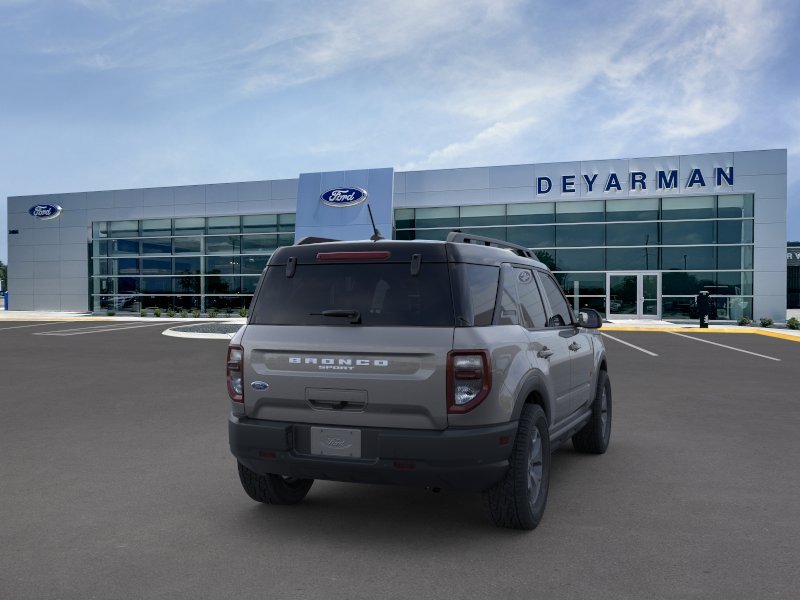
[35,321,182,336]
[601,333,659,357]
[668,331,781,362]
[0,321,65,331]
[36,322,165,334]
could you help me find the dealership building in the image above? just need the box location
[6,149,788,321]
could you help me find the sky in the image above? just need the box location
[1,0,799,263]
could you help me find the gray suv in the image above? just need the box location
[227,232,611,530]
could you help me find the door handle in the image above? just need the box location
[568,342,581,351]
[537,347,554,359]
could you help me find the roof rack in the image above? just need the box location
[446,231,536,259]
[296,236,340,245]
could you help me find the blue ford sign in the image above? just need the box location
[29,204,62,220]
[320,187,368,208]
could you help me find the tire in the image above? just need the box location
[483,404,551,530]
[572,370,612,454]
[237,462,314,505]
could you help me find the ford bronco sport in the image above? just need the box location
[227,232,611,530]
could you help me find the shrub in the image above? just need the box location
[759,317,773,328]
[180,309,188,318]
[106,309,116,316]
[239,307,248,318]
[153,308,162,318]
[167,309,176,318]
[787,317,800,330]
[208,308,218,318]
[737,317,752,326]
[192,309,200,318]
[140,309,148,317]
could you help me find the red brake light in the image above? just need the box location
[316,251,391,261]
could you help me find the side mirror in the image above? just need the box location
[578,308,603,329]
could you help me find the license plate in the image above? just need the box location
[310,427,362,458]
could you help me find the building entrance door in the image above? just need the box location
[607,273,661,320]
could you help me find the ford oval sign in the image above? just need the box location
[320,187,367,208]
[29,204,62,220]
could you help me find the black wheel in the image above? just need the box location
[483,404,551,530]
[572,370,612,454]
[237,462,314,505]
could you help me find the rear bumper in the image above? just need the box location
[229,414,517,492]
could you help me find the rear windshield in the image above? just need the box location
[250,263,455,327]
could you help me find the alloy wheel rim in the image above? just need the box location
[600,387,609,434]
[527,427,544,507]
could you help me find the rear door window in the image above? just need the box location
[250,263,454,326]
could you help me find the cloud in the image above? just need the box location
[598,0,781,141]
[400,117,538,171]
[238,0,519,94]
[21,0,229,75]
[73,0,221,18]
[403,0,784,169]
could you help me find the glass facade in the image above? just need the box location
[789,245,800,309]
[90,195,756,320]
[394,194,755,320]
[90,214,295,312]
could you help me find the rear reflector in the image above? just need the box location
[393,461,416,471]
[316,251,391,261]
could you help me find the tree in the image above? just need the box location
[534,250,556,271]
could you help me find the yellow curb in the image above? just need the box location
[749,329,800,342]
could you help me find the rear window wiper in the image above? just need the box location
[310,309,362,325]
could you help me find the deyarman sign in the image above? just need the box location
[535,166,734,194]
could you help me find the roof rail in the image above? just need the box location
[446,231,536,259]
[296,236,339,245]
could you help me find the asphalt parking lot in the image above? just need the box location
[1,321,799,599]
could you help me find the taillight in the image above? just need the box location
[447,350,491,413]
[227,345,244,402]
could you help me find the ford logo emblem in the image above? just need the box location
[29,204,63,220]
[320,187,367,208]
[323,436,352,450]
[251,381,269,391]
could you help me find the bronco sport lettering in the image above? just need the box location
[288,357,389,366]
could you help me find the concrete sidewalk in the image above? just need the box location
[602,317,800,341]
[0,309,244,324]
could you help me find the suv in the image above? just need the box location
[227,232,611,530]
